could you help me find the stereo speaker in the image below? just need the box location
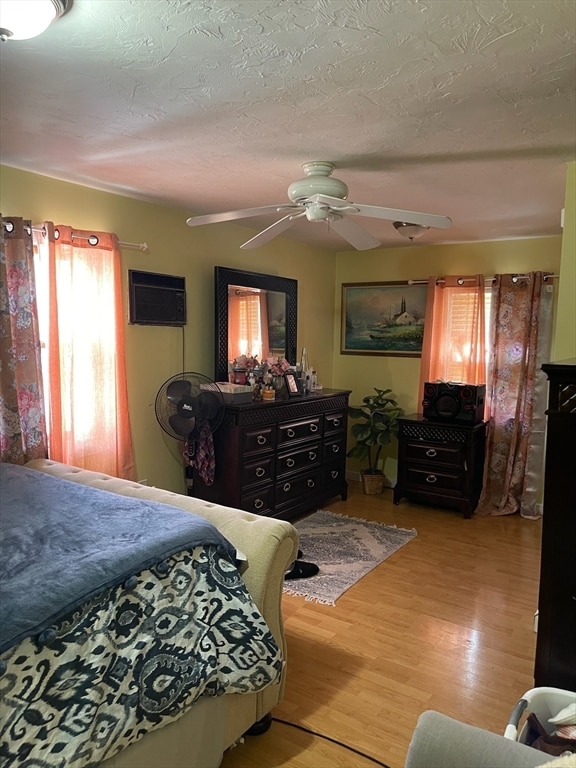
[422,382,486,424]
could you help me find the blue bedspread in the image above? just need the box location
[0,463,237,653]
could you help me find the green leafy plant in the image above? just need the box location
[347,388,404,474]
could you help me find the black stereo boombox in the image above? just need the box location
[422,382,486,424]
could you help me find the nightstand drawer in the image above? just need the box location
[404,441,463,466]
[406,465,464,493]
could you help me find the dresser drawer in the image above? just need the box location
[405,465,464,493]
[241,484,274,515]
[242,426,275,455]
[241,455,275,488]
[324,435,346,461]
[277,417,321,447]
[275,468,322,506]
[323,459,346,488]
[404,441,463,466]
[324,411,346,434]
[276,442,321,478]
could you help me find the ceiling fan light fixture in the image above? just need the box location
[393,221,429,241]
[304,202,331,222]
[287,161,348,203]
[0,0,70,41]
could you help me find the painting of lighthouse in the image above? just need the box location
[341,281,428,356]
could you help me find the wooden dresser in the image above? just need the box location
[192,389,350,521]
[534,359,576,691]
[393,413,487,518]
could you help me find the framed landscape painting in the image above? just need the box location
[341,281,428,357]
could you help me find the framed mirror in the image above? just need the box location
[214,266,298,383]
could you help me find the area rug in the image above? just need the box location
[283,509,417,605]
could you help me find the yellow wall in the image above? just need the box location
[1,164,568,491]
[0,166,336,491]
[553,161,576,360]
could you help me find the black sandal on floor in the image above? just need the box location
[284,560,319,580]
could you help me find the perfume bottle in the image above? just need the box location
[300,347,308,377]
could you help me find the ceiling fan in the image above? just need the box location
[186,161,452,251]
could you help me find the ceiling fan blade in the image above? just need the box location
[310,194,452,229]
[240,212,304,249]
[186,205,298,227]
[329,216,381,250]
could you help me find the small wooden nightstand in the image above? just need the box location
[393,414,487,518]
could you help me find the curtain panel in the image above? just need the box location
[478,272,553,517]
[35,223,136,480]
[0,216,47,464]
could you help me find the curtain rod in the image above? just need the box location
[30,225,148,252]
[407,273,558,286]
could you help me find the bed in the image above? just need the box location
[0,459,299,768]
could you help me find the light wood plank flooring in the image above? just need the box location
[221,483,542,768]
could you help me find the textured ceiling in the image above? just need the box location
[1,0,575,250]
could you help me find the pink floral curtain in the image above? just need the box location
[0,216,47,463]
[477,272,553,517]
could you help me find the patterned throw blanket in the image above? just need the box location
[0,463,237,653]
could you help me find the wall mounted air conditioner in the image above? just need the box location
[128,270,186,327]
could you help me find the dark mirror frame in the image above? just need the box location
[214,266,298,384]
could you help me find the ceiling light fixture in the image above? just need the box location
[0,0,71,41]
[393,221,430,241]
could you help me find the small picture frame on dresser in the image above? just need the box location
[284,372,301,397]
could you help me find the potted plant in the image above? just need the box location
[347,388,404,494]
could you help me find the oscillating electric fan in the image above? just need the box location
[154,372,225,492]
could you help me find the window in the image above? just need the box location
[441,288,492,382]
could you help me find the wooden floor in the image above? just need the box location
[220,483,542,768]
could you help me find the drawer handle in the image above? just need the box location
[330,418,341,427]
[426,474,437,484]
[257,435,267,445]
[255,467,265,477]
[308,451,317,461]
[254,498,264,509]
[309,424,319,433]
[287,428,296,438]
[330,470,339,479]
[286,458,295,468]
[331,444,340,453]
[283,482,291,492]
[307,479,315,488]
[426,448,437,457]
